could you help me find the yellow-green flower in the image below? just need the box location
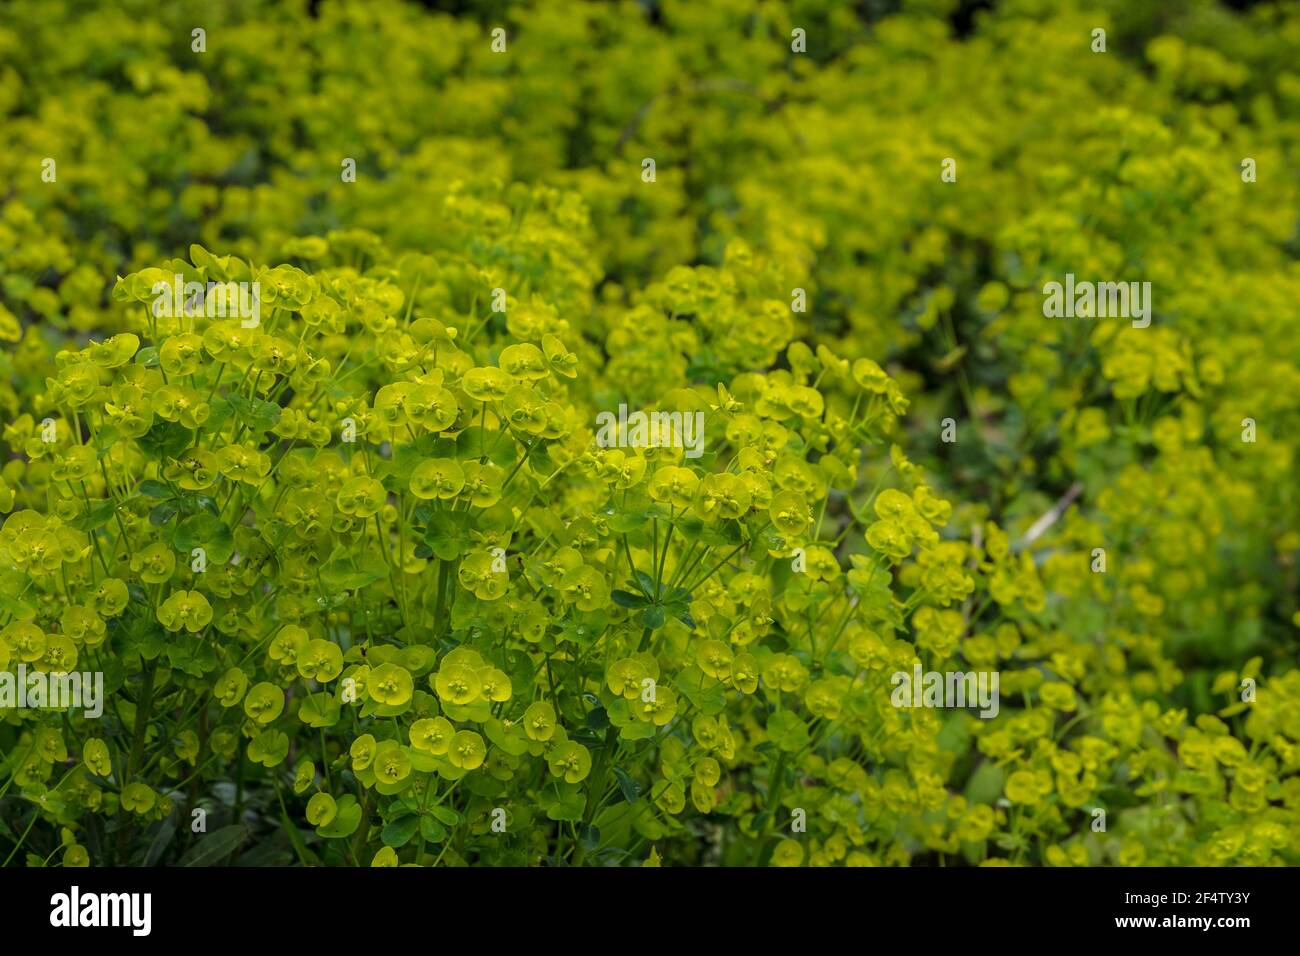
[547,741,591,783]
[434,664,482,706]
[447,730,486,770]
[410,717,454,755]
[243,682,285,725]
[369,663,414,706]
[297,639,344,682]
[156,590,213,633]
[522,701,557,741]
[120,782,157,814]
[771,839,804,867]
[410,458,464,500]
[307,793,338,827]
[83,738,112,777]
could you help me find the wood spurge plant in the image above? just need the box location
[0,0,1298,870]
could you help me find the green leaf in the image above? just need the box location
[121,616,167,661]
[611,589,650,609]
[137,480,173,499]
[641,605,667,629]
[674,667,726,716]
[92,425,121,457]
[585,706,611,731]
[418,816,448,843]
[424,511,472,561]
[319,552,388,592]
[0,596,35,620]
[613,767,642,804]
[173,513,235,564]
[278,808,320,866]
[766,711,810,753]
[149,501,180,526]
[544,790,586,823]
[316,796,362,839]
[179,824,249,866]
[138,420,195,461]
[189,243,217,274]
[441,698,492,723]
[607,510,651,534]
[177,493,221,517]
[616,720,656,742]
[70,499,117,532]
[247,732,288,768]
[633,570,658,597]
[567,728,603,746]
[558,610,606,648]
[484,717,529,756]
[408,751,440,773]
[141,814,177,866]
[964,761,1006,806]
[217,394,282,434]
[381,815,420,848]
[456,427,517,468]
[666,603,696,629]
[165,633,218,677]
[428,805,461,827]
[298,692,341,728]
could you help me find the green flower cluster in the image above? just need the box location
[0,0,1298,867]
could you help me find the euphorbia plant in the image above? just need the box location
[0,233,968,866]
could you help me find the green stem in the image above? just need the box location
[572,726,618,866]
[115,661,158,863]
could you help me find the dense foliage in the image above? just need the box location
[1,0,1298,867]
